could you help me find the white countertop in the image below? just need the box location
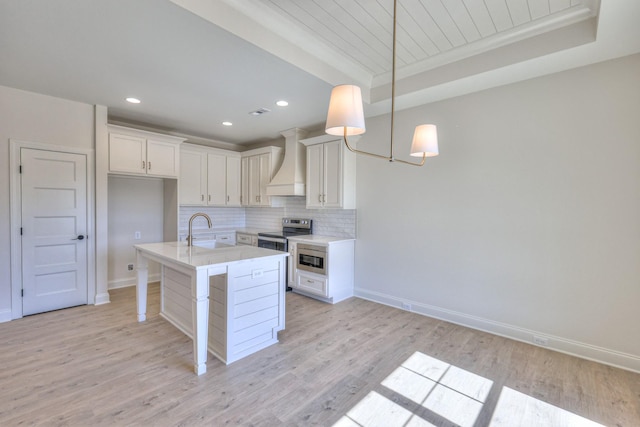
[134,241,288,270]
[287,235,355,245]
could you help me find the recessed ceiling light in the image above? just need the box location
[276,100,289,107]
[222,121,233,126]
[126,97,141,104]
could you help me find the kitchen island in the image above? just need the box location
[134,241,288,375]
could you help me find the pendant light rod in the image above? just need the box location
[390,0,398,161]
[325,0,438,166]
[342,128,426,166]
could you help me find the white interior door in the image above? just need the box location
[21,148,88,316]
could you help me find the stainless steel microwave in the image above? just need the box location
[297,243,327,276]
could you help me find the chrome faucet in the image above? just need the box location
[186,212,212,246]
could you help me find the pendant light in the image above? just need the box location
[325,0,439,166]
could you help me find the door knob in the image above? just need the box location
[72,235,85,240]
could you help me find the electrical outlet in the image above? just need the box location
[401,302,412,311]
[127,263,134,271]
[134,231,141,240]
[533,335,548,346]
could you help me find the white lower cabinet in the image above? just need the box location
[236,232,258,246]
[215,232,236,245]
[288,241,297,287]
[296,272,327,296]
[289,237,355,304]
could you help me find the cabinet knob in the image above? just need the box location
[142,160,145,170]
[208,195,211,202]
[148,161,151,170]
[227,195,230,202]
[201,194,204,201]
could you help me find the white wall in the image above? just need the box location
[0,85,95,321]
[355,54,640,372]
[107,176,164,288]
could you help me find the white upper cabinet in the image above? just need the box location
[107,125,184,178]
[179,148,207,205]
[241,146,283,207]
[241,157,249,207]
[179,143,241,207]
[306,144,325,209]
[301,135,356,209]
[226,156,241,206]
[207,153,227,206]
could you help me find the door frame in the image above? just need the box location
[9,139,96,319]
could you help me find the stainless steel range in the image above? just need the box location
[257,218,312,251]
[258,218,312,290]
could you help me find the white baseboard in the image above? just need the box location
[94,292,111,305]
[355,287,640,374]
[108,274,160,290]
[0,309,12,323]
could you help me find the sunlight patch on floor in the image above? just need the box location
[489,387,604,426]
[333,351,605,427]
[333,391,436,427]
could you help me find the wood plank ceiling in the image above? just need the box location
[254,0,598,82]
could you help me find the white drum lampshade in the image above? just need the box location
[410,124,439,157]
[325,85,366,136]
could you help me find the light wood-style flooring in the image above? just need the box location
[1,284,638,426]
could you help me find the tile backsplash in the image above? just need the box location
[179,196,356,239]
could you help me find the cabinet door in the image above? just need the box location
[258,153,272,206]
[306,144,324,208]
[207,153,227,206]
[226,157,241,206]
[147,139,179,177]
[179,150,206,205]
[109,133,146,175]
[248,155,261,206]
[241,157,249,206]
[322,140,343,208]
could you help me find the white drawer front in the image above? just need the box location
[236,233,252,245]
[297,273,327,297]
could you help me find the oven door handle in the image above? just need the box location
[258,236,286,244]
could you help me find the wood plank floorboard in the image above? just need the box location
[0,284,638,426]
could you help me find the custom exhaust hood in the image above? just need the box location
[266,128,308,196]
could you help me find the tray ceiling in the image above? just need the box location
[1,0,638,145]
[174,0,601,102]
